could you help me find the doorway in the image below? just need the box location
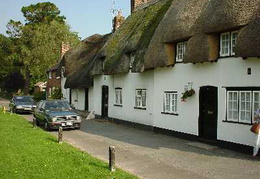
[85,88,89,111]
[101,85,109,117]
[199,86,218,141]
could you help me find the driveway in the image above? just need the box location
[1,98,260,179]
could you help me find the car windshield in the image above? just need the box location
[45,101,71,111]
[15,96,34,103]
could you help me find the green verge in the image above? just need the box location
[0,113,137,179]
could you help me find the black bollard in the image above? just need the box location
[109,146,115,172]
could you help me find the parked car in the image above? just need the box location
[33,100,82,130]
[9,96,36,113]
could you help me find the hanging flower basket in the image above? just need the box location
[181,88,195,102]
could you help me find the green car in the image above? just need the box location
[33,100,82,131]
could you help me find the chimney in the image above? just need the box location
[131,0,148,13]
[112,10,125,32]
[60,42,70,58]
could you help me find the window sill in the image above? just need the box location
[161,112,179,116]
[134,107,146,110]
[222,120,252,125]
[114,104,123,107]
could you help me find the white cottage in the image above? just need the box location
[61,0,260,153]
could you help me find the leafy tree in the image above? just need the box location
[21,2,66,24]
[5,2,80,95]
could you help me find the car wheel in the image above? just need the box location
[44,121,51,131]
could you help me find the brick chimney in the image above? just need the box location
[131,0,148,13]
[60,42,70,58]
[112,10,125,32]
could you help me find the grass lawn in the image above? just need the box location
[0,112,137,179]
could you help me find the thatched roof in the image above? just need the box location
[235,17,260,58]
[64,34,109,89]
[196,0,260,33]
[183,34,219,63]
[95,0,173,75]
[144,0,209,69]
[145,0,260,67]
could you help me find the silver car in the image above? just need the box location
[9,96,36,113]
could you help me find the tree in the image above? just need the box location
[5,2,80,95]
[21,2,66,24]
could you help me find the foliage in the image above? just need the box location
[181,88,195,102]
[21,2,66,24]
[4,2,80,95]
[33,91,46,102]
[51,87,62,99]
[0,113,137,178]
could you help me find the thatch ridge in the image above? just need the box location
[235,17,260,58]
[102,0,173,74]
[195,0,260,33]
[144,0,209,69]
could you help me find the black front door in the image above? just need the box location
[199,86,218,141]
[85,88,89,111]
[101,85,109,117]
[69,89,72,104]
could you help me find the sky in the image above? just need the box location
[0,0,130,39]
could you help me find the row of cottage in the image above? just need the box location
[47,0,260,152]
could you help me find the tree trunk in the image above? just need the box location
[24,66,30,95]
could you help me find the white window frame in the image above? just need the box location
[239,91,251,123]
[253,92,260,123]
[135,89,146,108]
[220,30,238,57]
[226,89,260,124]
[231,31,238,55]
[163,92,178,114]
[115,88,122,106]
[176,41,187,62]
[220,32,230,57]
[227,91,239,122]
[48,71,52,79]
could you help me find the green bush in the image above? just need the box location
[51,87,62,99]
[33,91,46,102]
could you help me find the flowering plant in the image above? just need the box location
[181,88,195,102]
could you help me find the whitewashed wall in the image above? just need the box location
[153,57,260,147]
[61,77,70,102]
[93,71,154,126]
[88,86,94,112]
[71,88,85,110]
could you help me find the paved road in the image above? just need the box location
[1,98,260,179]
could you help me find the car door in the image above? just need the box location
[35,101,45,122]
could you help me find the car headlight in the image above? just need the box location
[16,105,23,109]
[52,117,57,122]
[76,116,82,121]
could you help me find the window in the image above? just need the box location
[135,89,146,109]
[227,91,238,122]
[163,92,178,114]
[226,89,260,124]
[115,88,122,106]
[220,30,238,57]
[176,41,187,62]
[253,92,260,122]
[48,71,52,79]
[61,66,66,78]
